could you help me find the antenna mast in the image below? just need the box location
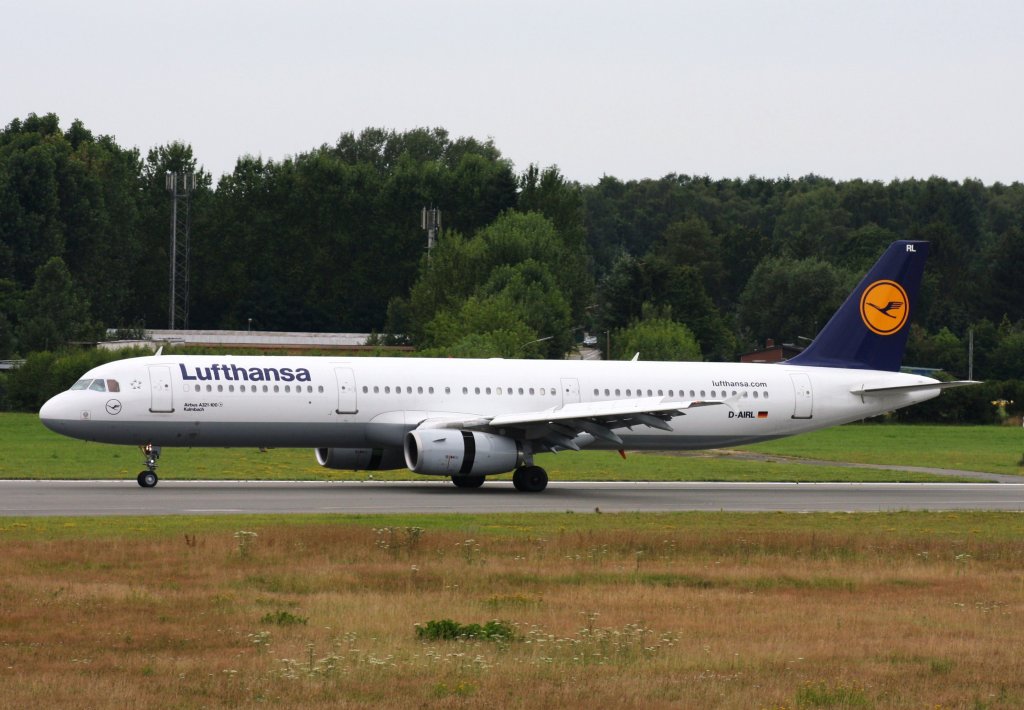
[421,206,441,263]
[166,171,195,329]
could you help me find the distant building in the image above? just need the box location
[739,338,805,363]
[98,330,412,354]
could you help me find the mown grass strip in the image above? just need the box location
[2,510,1023,542]
[0,414,1000,482]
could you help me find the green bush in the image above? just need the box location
[260,610,308,626]
[4,347,153,412]
[415,619,514,642]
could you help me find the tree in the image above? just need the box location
[737,256,850,347]
[0,278,18,357]
[904,325,966,377]
[16,257,95,351]
[597,253,734,360]
[612,304,702,361]
[421,260,573,359]
[398,211,587,355]
[649,216,723,299]
[772,185,850,259]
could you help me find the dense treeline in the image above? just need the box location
[2,113,1024,409]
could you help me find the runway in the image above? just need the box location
[2,480,1024,516]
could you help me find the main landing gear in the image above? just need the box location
[137,443,160,488]
[512,465,548,492]
[449,466,549,492]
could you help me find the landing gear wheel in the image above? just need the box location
[137,471,158,488]
[512,466,548,492]
[452,475,486,489]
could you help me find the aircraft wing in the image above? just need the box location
[416,397,725,451]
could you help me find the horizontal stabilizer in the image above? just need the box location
[850,380,980,396]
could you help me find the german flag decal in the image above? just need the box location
[757,411,768,419]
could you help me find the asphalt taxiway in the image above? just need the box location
[2,480,1024,516]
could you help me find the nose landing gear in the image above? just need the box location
[137,443,161,488]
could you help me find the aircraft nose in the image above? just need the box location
[39,393,73,434]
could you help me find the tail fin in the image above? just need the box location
[787,240,928,371]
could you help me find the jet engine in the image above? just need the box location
[404,429,523,476]
[315,447,406,471]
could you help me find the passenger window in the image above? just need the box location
[626,389,631,397]
[284,385,291,393]
[463,387,468,395]
[497,387,503,395]
[763,392,770,400]
[273,385,279,393]
[106,380,120,392]
[418,386,423,394]
[474,387,480,395]
[362,386,368,393]
[518,388,524,395]
[88,379,106,392]
[529,388,535,395]
[486,387,492,395]
[217,385,223,393]
[206,384,213,392]
[229,385,235,392]
[385,386,391,394]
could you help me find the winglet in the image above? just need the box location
[787,241,928,372]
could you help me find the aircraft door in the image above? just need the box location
[148,365,174,413]
[560,378,581,406]
[334,367,358,414]
[789,373,813,419]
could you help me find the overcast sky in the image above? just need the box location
[4,0,1022,185]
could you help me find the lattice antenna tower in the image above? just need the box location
[166,171,196,329]
[422,206,441,263]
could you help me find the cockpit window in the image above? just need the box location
[88,379,107,392]
[106,379,120,392]
[70,380,90,391]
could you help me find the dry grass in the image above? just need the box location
[1,516,1024,708]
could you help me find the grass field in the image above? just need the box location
[3,416,1024,707]
[2,413,1020,482]
[744,424,1024,475]
[1,512,1023,708]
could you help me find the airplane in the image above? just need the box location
[39,240,976,492]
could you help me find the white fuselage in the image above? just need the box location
[39,355,941,451]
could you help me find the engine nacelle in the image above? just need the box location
[315,447,406,471]
[404,429,523,476]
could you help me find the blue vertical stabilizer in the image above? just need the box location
[786,241,929,371]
